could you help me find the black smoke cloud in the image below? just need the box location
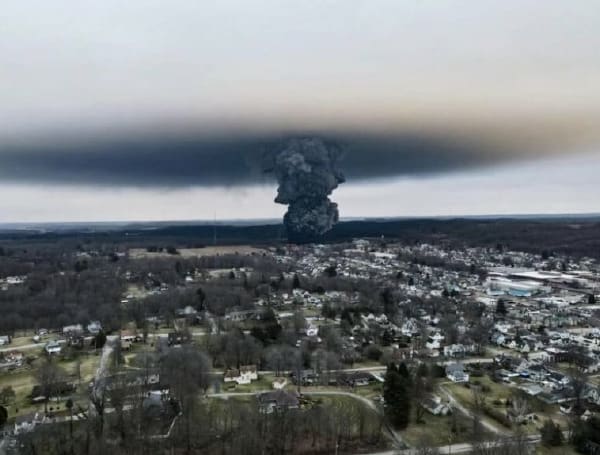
[268,138,345,242]
[0,130,501,187]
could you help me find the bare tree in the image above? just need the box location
[161,345,211,452]
[569,365,589,415]
[35,357,65,415]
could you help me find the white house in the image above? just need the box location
[306,324,319,337]
[446,363,469,383]
[272,378,287,390]
[421,395,452,416]
[63,324,83,335]
[87,321,102,335]
[426,332,444,356]
[224,365,258,385]
[45,341,62,355]
[444,344,476,358]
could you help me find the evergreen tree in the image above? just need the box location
[384,363,412,429]
[93,330,107,350]
[196,286,206,310]
[540,420,563,446]
[292,273,301,289]
[495,299,507,315]
[0,405,7,427]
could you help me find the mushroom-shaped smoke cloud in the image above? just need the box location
[271,138,345,243]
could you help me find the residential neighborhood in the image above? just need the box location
[0,234,599,455]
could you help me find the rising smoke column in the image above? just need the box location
[272,138,345,243]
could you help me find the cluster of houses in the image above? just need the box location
[491,356,600,406]
[0,350,24,372]
[38,321,106,355]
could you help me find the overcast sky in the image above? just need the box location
[1,0,599,222]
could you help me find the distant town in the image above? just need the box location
[0,220,599,455]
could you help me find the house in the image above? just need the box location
[224,309,259,322]
[224,365,258,385]
[167,331,190,346]
[62,324,83,336]
[401,319,419,337]
[490,332,506,346]
[581,409,595,422]
[560,404,573,414]
[521,363,547,382]
[14,412,44,434]
[291,370,319,386]
[421,395,451,416]
[176,306,198,317]
[272,378,287,390]
[337,371,373,387]
[446,363,469,383]
[257,390,300,414]
[306,324,319,337]
[0,350,24,371]
[443,344,476,358]
[68,335,85,349]
[87,321,102,335]
[585,386,600,405]
[45,341,62,355]
[121,330,141,349]
[547,371,570,388]
[519,383,544,396]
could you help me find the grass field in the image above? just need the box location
[399,407,492,447]
[0,368,46,419]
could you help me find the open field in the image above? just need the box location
[60,352,101,383]
[128,245,268,259]
[399,406,493,447]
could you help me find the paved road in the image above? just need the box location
[0,342,44,353]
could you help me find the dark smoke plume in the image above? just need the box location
[269,138,345,243]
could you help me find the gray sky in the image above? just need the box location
[1,0,599,221]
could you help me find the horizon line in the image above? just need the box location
[1,212,599,228]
